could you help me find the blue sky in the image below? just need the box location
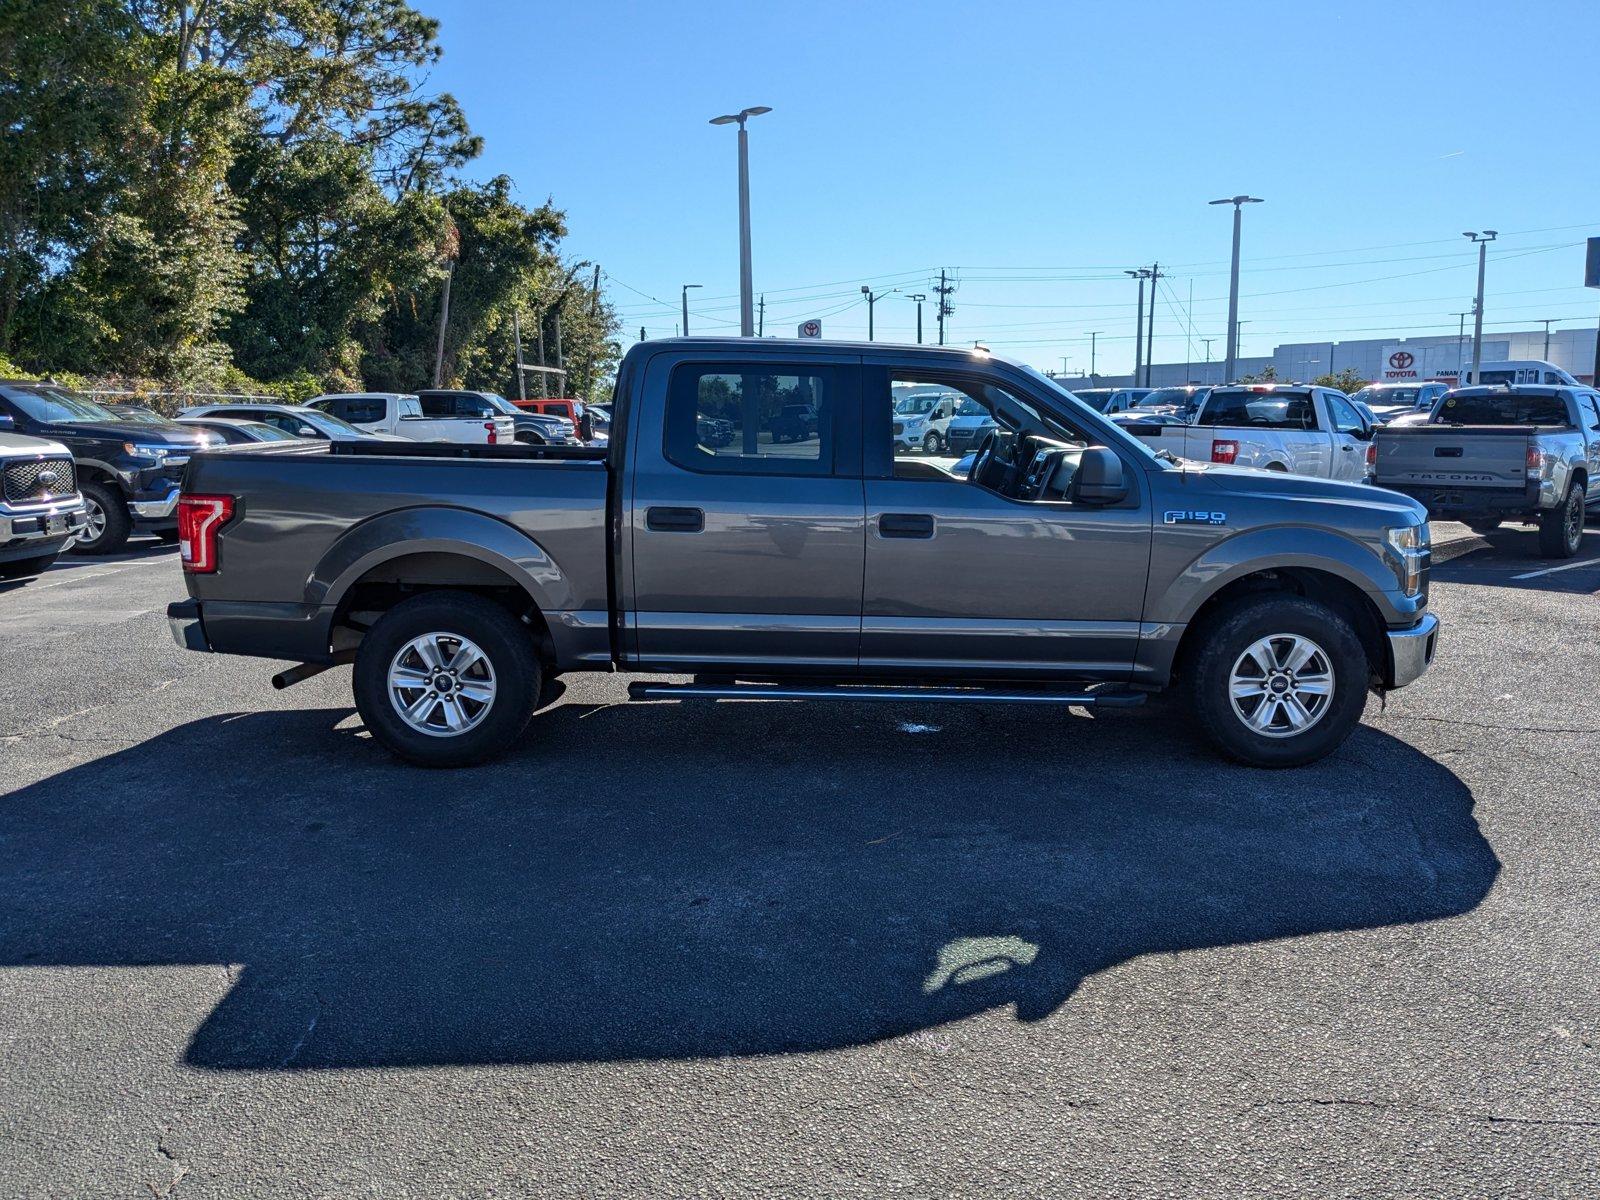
[417,0,1600,374]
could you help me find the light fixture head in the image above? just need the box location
[742,105,773,117]
[709,115,738,126]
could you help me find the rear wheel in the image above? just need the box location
[353,592,541,767]
[69,480,131,556]
[1536,482,1584,559]
[1184,595,1370,768]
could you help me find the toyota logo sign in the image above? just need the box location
[1389,351,1414,370]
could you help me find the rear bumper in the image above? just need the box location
[1385,612,1440,689]
[167,598,212,652]
[1384,481,1541,519]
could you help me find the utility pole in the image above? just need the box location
[935,270,954,345]
[1124,269,1150,386]
[1455,310,1470,379]
[1210,195,1264,383]
[553,310,564,395]
[681,283,702,336]
[431,260,455,388]
[1086,331,1102,381]
[909,294,926,344]
[639,326,646,342]
[758,294,765,337]
[513,309,526,401]
[1539,317,1554,360]
[579,264,601,400]
[1144,262,1161,387]
[535,308,547,398]
[1464,230,1497,384]
[1202,337,1215,364]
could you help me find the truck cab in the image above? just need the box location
[308,392,511,444]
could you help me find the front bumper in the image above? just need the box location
[0,500,89,554]
[131,487,180,521]
[167,598,212,652]
[1385,612,1440,689]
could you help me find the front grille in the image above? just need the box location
[3,456,77,506]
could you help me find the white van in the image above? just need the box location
[1464,360,1578,387]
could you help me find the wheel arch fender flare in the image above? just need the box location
[1152,526,1404,627]
[309,506,577,616]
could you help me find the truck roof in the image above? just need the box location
[632,336,1008,362]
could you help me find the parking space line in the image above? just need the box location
[1510,556,1600,581]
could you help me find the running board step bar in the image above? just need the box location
[626,681,1147,707]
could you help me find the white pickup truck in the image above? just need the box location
[307,392,514,445]
[1113,384,1376,481]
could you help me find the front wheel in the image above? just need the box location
[1183,595,1370,768]
[69,481,132,556]
[1536,482,1584,559]
[353,592,541,767]
[923,431,944,455]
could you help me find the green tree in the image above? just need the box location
[1312,368,1370,394]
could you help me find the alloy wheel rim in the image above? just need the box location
[387,632,497,737]
[1228,634,1334,739]
[75,497,106,545]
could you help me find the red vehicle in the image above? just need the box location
[512,397,580,423]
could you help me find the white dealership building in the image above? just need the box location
[1060,324,1599,390]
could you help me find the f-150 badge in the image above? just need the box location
[1164,510,1227,525]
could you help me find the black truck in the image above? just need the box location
[0,381,218,554]
[169,340,1439,769]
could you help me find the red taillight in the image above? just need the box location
[1366,442,1378,468]
[485,421,498,445]
[1211,439,1240,464]
[177,493,234,574]
[1526,445,1542,473]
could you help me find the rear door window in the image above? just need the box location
[1438,392,1572,426]
[664,364,841,475]
[1324,392,1366,434]
[340,396,386,424]
[1198,390,1318,430]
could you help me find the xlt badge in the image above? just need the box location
[1164,510,1227,526]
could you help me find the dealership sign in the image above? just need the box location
[797,319,822,338]
[1379,347,1420,380]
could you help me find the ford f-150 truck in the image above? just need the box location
[0,431,89,579]
[1114,384,1376,480]
[168,339,1438,769]
[1373,384,1600,557]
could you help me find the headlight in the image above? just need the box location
[1383,523,1430,596]
[904,415,927,430]
[123,442,167,460]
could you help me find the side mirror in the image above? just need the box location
[0,412,13,430]
[1073,447,1127,505]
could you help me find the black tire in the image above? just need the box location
[0,550,60,580]
[1183,595,1370,768]
[515,431,546,446]
[352,592,541,767]
[923,431,944,455]
[69,480,132,556]
[1536,482,1584,559]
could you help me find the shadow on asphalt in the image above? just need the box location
[1428,523,1600,594]
[0,698,1499,1070]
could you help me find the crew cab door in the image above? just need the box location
[859,359,1152,679]
[623,349,865,669]
[1321,390,1373,481]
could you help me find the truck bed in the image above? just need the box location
[181,439,612,663]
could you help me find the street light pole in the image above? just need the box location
[908,294,926,344]
[1125,269,1150,385]
[709,106,772,336]
[1464,230,1497,384]
[860,286,899,341]
[680,283,702,336]
[1144,262,1160,387]
[1210,195,1264,383]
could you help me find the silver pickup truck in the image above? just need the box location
[0,431,89,580]
[1115,384,1376,481]
[168,339,1439,770]
[1373,385,1600,558]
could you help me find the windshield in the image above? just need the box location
[894,394,947,416]
[1138,388,1202,409]
[0,385,119,424]
[240,422,299,441]
[1354,386,1420,406]
[109,405,170,424]
[954,398,989,417]
[1437,392,1571,426]
[302,410,367,436]
[1014,362,1178,467]
[482,394,521,416]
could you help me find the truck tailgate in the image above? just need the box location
[1373,426,1529,490]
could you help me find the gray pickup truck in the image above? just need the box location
[1373,384,1600,558]
[168,339,1439,769]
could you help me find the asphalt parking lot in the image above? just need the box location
[3,524,1597,1198]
